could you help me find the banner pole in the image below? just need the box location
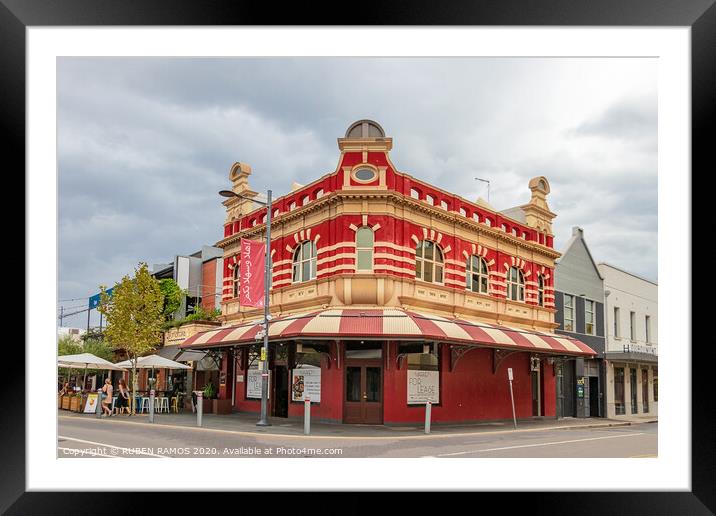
[257,189,272,427]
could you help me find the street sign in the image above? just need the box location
[260,348,267,361]
[507,368,513,381]
[88,287,113,309]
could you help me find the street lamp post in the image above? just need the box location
[219,188,273,426]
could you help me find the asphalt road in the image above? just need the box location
[58,417,657,458]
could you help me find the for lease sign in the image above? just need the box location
[407,370,439,404]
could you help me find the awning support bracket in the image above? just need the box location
[450,344,478,372]
[493,349,519,374]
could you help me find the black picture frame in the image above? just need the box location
[4,0,712,513]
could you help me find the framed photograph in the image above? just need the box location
[8,0,712,512]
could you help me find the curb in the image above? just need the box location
[59,415,639,441]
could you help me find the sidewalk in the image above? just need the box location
[59,410,641,439]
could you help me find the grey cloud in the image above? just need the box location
[57,57,658,327]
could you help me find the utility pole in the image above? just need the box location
[59,306,64,326]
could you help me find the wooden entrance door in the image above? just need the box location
[344,359,383,424]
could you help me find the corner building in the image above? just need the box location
[181,120,597,425]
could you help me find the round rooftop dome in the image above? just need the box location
[345,119,385,139]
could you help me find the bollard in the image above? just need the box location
[149,389,155,424]
[304,398,311,435]
[424,401,432,434]
[96,389,103,419]
[196,391,203,427]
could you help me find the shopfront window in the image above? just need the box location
[292,240,317,283]
[506,267,525,302]
[654,368,658,401]
[614,367,625,415]
[642,369,649,413]
[630,368,638,414]
[466,255,489,294]
[356,227,374,271]
[233,263,240,298]
[564,294,575,332]
[415,240,443,284]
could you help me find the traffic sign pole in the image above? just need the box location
[508,367,517,429]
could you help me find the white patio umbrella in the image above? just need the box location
[57,352,125,389]
[115,354,191,392]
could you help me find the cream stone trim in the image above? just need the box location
[294,233,300,244]
[487,259,495,266]
[272,278,292,288]
[362,214,368,226]
[316,241,356,254]
[442,244,452,254]
[423,227,429,239]
[411,234,420,246]
[436,232,443,244]
[373,264,415,276]
[307,228,312,240]
[372,223,381,232]
[430,229,436,240]
[374,241,416,254]
[314,234,320,244]
[446,269,466,279]
[374,253,415,265]
[349,223,358,232]
[316,252,356,266]
[445,258,466,267]
[490,271,507,278]
[491,281,507,287]
[317,264,355,276]
[444,277,466,287]
[462,250,469,260]
[272,259,292,267]
[285,244,293,253]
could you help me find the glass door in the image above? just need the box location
[344,361,383,424]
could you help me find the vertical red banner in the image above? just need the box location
[239,238,266,308]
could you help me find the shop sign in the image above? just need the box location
[247,368,270,399]
[291,365,321,403]
[407,370,439,404]
[83,393,99,413]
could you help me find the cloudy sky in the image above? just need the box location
[57,57,657,328]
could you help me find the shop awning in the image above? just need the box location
[179,308,596,357]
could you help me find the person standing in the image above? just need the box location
[115,378,131,415]
[101,378,114,417]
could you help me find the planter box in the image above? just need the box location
[213,398,232,415]
[61,396,71,410]
[200,398,214,413]
[69,396,83,412]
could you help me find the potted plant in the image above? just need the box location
[201,382,215,413]
[69,392,84,412]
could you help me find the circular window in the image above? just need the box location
[354,168,377,182]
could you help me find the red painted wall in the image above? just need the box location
[383,343,555,424]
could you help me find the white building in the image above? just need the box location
[57,327,87,342]
[597,263,658,419]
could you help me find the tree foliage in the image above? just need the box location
[159,278,184,319]
[98,262,164,412]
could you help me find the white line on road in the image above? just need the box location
[58,436,169,458]
[435,432,646,457]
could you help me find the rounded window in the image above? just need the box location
[353,168,377,182]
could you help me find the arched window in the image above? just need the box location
[537,274,545,306]
[466,255,489,294]
[410,188,420,199]
[232,263,241,298]
[356,227,374,271]
[506,266,525,302]
[425,194,434,205]
[292,241,317,283]
[415,240,443,283]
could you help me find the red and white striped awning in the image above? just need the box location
[179,308,596,357]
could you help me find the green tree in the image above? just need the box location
[58,334,82,385]
[159,278,184,319]
[98,262,164,414]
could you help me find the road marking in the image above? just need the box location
[58,435,168,458]
[58,446,120,458]
[435,433,646,456]
[58,415,633,441]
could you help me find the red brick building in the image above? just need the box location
[181,120,596,424]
